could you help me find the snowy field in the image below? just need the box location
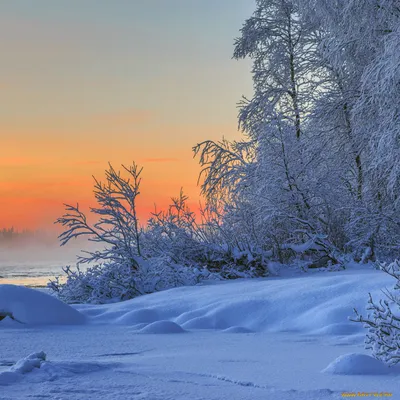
[1,267,399,399]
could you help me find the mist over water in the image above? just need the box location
[0,240,93,287]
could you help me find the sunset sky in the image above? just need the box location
[0,0,253,233]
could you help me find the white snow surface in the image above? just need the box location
[138,320,186,334]
[322,353,395,375]
[1,266,399,399]
[0,284,86,325]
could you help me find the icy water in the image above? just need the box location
[0,260,70,287]
[0,245,84,287]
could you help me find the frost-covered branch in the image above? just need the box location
[56,162,143,267]
[352,260,400,366]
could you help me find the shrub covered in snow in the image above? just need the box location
[143,190,271,278]
[49,257,221,304]
[51,163,273,304]
[50,163,346,304]
[352,260,400,366]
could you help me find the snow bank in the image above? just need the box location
[10,352,46,374]
[223,326,254,333]
[0,351,113,387]
[0,285,86,325]
[1,268,400,398]
[81,268,392,337]
[139,320,185,334]
[116,308,160,325]
[0,352,46,386]
[322,353,391,375]
[0,316,23,328]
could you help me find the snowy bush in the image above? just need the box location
[51,249,268,304]
[352,260,400,366]
[49,263,141,304]
[143,189,271,278]
[50,162,151,303]
[49,257,221,304]
[143,190,214,266]
[51,163,268,304]
[56,162,144,267]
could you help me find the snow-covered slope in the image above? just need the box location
[75,267,393,336]
[0,267,399,399]
[0,284,86,325]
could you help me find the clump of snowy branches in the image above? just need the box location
[352,260,400,366]
[56,162,143,266]
[50,162,147,303]
[49,258,219,304]
[144,190,270,279]
[50,162,270,304]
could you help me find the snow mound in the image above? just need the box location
[0,352,46,386]
[10,351,46,374]
[223,326,254,333]
[130,322,149,330]
[0,285,86,325]
[139,320,185,334]
[80,269,394,337]
[311,323,360,336]
[322,353,389,375]
[35,360,111,381]
[116,308,159,325]
[0,316,23,328]
[181,315,228,330]
[0,351,113,387]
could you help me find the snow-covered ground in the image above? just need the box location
[1,266,399,399]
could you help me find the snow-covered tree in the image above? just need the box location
[233,0,325,137]
[352,260,400,366]
[51,162,147,302]
[56,162,143,267]
[51,163,267,304]
[299,0,400,258]
[195,0,348,263]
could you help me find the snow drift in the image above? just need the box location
[0,352,46,386]
[138,320,185,334]
[0,285,86,325]
[76,268,393,337]
[1,267,400,399]
[322,353,392,375]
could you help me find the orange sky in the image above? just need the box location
[0,1,253,233]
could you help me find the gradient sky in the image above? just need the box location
[0,0,253,232]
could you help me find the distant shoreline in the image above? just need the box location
[0,275,65,289]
